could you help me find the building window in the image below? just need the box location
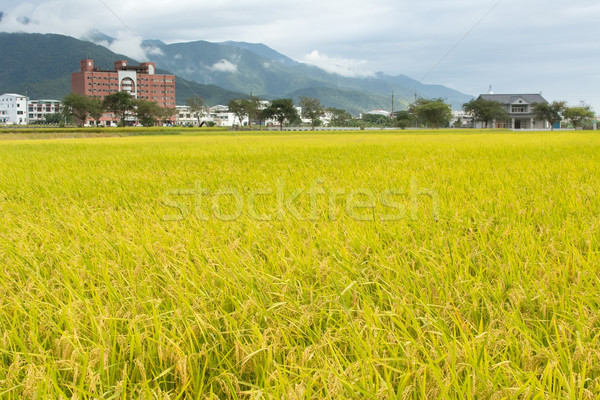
[511,105,527,113]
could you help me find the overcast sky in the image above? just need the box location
[2,0,599,111]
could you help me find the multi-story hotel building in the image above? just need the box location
[72,59,176,106]
[71,59,176,125]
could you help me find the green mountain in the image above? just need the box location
[0,32,243,105]
[0,32,473,113]
[288,87,400,115]
[141,39,473,111]
[220,41,299,67]
[0,32,136,98]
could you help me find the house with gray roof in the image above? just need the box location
[477,93,548,129]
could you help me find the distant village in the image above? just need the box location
[1,59,597,130]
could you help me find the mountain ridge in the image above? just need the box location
[137,37,472,111]
[0,32,245,105]
[0,31,473,113]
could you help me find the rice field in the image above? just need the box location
[1,129,599,399]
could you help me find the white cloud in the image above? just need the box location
[207,59,238,73]
[301,50,374,78]
[144,46,164,56]
[106,31,146,61]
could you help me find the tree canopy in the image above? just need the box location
[413,98,452,129]
[186,96,206,126]
[563,104,595,129]
[87,97,104,127]
[246,95,264,128]
[263,99,299,130]
[299,96,325,130]
[327,107,353,127]
[62,91,174,127]
[361,113,390,126]
[61,93,92,127]
[103,91,136,126]
[394,110,413,129]
[227,98,250,126]
[462,98,508,128]
[532,101,566,130]
[135,99,170,127]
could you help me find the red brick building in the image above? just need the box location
[71,59,176,125]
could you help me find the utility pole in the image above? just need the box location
[391,91,394,116]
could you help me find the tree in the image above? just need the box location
[299,96,325,130]
[263,99,299,130]
[413,98,452,128]
[394,110,413,129]
[531,101,565,131]
[62,93,92,127]
[43,112,63,125]
[186,96,206,126]
[563,104,595,130]
[227,98,249,126]
[135,99,164,127]
[362,113,390,126]
[327,107,352,127]
[88,97,104,127]
[462,98,508,128]
[161,107,176,126]
[246,95,263,128]
[103,91,135,127]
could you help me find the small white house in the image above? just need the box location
[175,104,243,127]
[175,105,200,126]
[209,105,252,126]
[0,93,28,125]
[451,110,473,128]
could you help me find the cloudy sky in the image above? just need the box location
[2,0,599,111]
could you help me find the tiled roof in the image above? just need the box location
[478,93,547,104]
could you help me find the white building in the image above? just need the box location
[176,100,274,127]
[176,104,249,127]
[0,93,28,125]
[175,105,200,126]
[209,105,247,126]
[28,99,62,124]
[475,93,549,129]
[451,110,473,128]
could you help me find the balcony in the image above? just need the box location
[510,106,529,114]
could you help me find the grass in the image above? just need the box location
[0,129,599,398]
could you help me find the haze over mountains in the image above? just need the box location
[0,30,473,114]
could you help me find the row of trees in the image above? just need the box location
[186,95,304,130]
[62,92,174,127]
[222,96,323,130]
[59,90,595,130]
[529,101,595,130]
[219,95,454,130]
[219,96,461,129]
